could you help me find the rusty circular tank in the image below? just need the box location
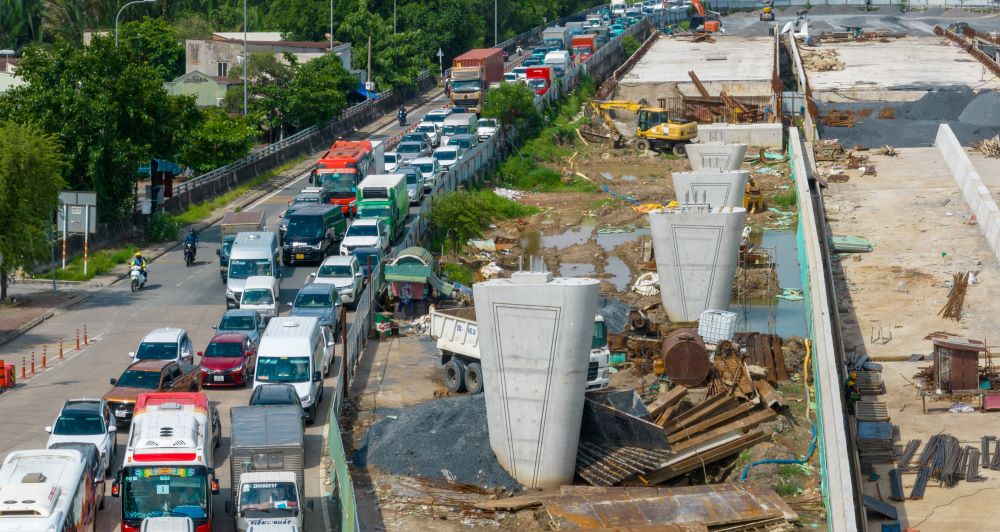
[661,328,710,386]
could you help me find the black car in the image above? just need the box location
[281,204,346,264]
[249,383,308,421]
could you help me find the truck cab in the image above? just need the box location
[233,471,310,532]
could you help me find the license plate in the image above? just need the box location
[295,254,305,259]
[115,410,128,418]
[213,375,224,382]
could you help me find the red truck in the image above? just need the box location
[450,48,505,112]
[311,140,378,216]
[571,34,598,62]
[526,67,552,96]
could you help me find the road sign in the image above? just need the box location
[57,191,97,234]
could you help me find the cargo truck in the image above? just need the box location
[356,174,408,239]
[449,48,504,113]
[571,34,598,62]
[228,406,310,532]
[542,26,571,50]
[429,306,611,395]
[526,67,552,96]
[218,212,266,281]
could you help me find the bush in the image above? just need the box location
[430,190,538,251]
[622,35,641,58]
[770,188,797,209]
[145,212,181,242]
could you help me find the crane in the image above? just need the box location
[589,99,698,156]
[689,0,722,33]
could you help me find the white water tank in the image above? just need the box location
[473,269,598,488]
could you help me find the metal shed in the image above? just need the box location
[384,246,455,298]
[927,332,988,393]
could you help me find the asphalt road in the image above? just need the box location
[0,89,451,532]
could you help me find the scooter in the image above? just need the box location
[130,265,147,292]
[184,243,196,267]
[398,111,407,126]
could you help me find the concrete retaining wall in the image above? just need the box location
[694,124,783,148]
[935,124,1000,263]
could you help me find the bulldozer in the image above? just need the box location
[589,99,698,156]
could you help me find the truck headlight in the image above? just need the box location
[226,288,234,298]
[300,394,311,405]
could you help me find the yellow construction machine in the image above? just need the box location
[589,99,698,156]
[760,0,775,22]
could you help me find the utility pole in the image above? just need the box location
[329,0,334,49]
[495,0,498,46]
[437,48,444,80]
[243,0,248,116]
[394,0,397,33]
[366,36,372,101]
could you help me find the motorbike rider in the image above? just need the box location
[184,228,199,260]
[397,105,407,125]
[131,252,149,286]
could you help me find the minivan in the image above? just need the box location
[440,113,478,146]
[447,133,479,150]
[281,204,345,265]
[239,276,280,321]
[253,317,335,423]
[227,232,280,309]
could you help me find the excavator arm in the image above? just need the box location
[690,0,706,16]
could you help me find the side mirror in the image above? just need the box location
[313,371,322,382]
[210,477,220,495]
[327,341,336,347]
[109,378,117,386]
[108,425,117,433]
[211,325,218,330]
[225,500,233,515]
[111,481,120,498]
[44,426,52,434]
[308,273,316,278]
[216,249,221,256]
[128,352,135,358]
[197,351,204,356]
[307,500,315,512]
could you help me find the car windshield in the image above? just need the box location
[529,79,546,88]
[295,292,331,308]
[219,315,256,331]
[347,224,378,237]
[53,411,104,435]
[116,370,161,389]
[240,481,300,517]
[404,135,423,143]
[416,125,435,133]
[453,139,471,148]
[478,119,497,128]
[294,195,320,203]
[405,173,419,185]
[384,154,397,164]
[123,466,208,521]
[426,113,446,123]
[204,341,245,358]
[397,143,421,154]
[242,289,274,305]
[434,150,457,162]
[256,357,310,383]
[135,342,178,360]
[415,163,435,174]
[318,264,353,277]
[442,124,467,135]
[229,259,272,280]
[286,216,325,239]
[221,240,234,258]
[357,205,390,219]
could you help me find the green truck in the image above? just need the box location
[216,211,266,281]
[356,173,408,238]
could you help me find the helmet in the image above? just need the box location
[134,252,142,257]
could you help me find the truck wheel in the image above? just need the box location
[464,363,484,395]
[443,359,466,393]
[672,143,687,157]
[635,139,651,152]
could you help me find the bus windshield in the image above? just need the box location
[256,357,311,383]
[315,171,357,196]
[123,466,209,521]
[229,259,273,280]
[240,481,300,518]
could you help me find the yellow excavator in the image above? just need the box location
[589,99,698,156]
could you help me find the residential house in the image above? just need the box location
[185,32,353,78]
[163,70,240,107]
[0,58,25,94]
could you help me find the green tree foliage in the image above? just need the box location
[286,53,357,127]
[267,0,348,41]
[173,13,214,42]
[42,0,154,43]
[0,121,65,299]
[621,35,640,58]
[0,36,197,222]
[118,17,186,81]
[482,82,542,139]
[0,0,44,48]
[180,108,257,171]
[429,190,536,251]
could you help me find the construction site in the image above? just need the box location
[336,6,1000,532]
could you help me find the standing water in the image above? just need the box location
[735,229,807,338]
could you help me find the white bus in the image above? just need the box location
[0,448,96,532]
[113,393,220,532]
[611,0,628,16]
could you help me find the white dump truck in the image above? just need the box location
[429,306,610,394]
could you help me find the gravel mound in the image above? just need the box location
[900,88,975,121]
[807,5,862,15]
[359,394,521,491]
[941,8,985,18]
[960,91,1000,126]
[923,7,946,16]
[780,5,807,15]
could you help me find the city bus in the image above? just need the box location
[0,448,97,532]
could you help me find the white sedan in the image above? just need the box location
[310,255,365,306]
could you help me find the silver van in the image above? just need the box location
[227,232,281,308]
[440,113,478,146]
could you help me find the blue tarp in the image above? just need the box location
[137,159,182,176]
[354,83,379,100]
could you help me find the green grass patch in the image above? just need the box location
[430,190,539,252]
[440,262,476,286]
[770,189,797,209]
[773,478,803,497]
[778,464,808,478]
[38,244,139,281]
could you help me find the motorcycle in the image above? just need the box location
[130,265,146,292]
[397,111,407,126]
[184,242,196,267]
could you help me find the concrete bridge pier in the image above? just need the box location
[671,170,749,209]
[685,142,748,171]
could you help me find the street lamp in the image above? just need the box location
[494,0,498,46]
[244,0,248,116]
[115,0,155,48]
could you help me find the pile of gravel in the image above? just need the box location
[358,394,521,491]
[900,88,975,121]
[959,91,1000,126]
[807,5,862,15]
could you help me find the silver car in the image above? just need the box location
[396,141,428,164]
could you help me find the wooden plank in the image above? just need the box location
[641,431,771,484]
[671,408,777,453]
[646,385,688,420]
[754,379,786,409]
[667,401,759,444]
[772,334,790,381]
[655,404,678,428]
[474,494,544,511]
[664,393,734,434]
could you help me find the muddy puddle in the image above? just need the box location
[735,229,807,337]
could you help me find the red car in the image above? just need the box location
[199,332,255,387]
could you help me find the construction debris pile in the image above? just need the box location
[974,135,1000,158]
[799,47,845,71]
[813,139,877,179]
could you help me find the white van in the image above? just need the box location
[240,276,280,321]
[253,317,335,422]
[227,232,281,309]
[440,112,478,146]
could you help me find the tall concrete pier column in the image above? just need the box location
[648,206,747,322]
[685,142,748,171]
[473,270,599,488]
[672,170,749,209]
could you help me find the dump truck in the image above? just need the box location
[429,306,610,395]
[218,211,266,281]
[449,48,504,113]
[229,406,309,532]
[542,26,571,50]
